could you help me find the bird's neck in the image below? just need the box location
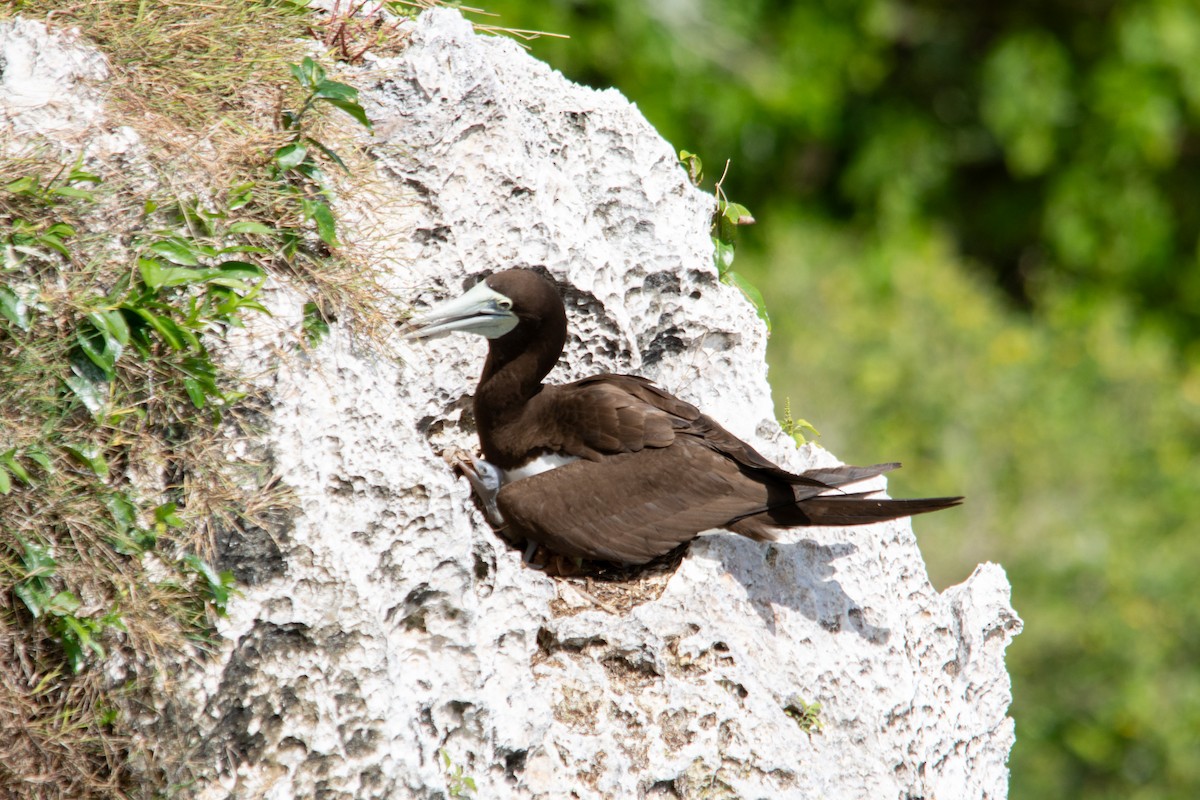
[473,326,563,466]
[476,347,546,418]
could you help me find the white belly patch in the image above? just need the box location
[503,452,581,483]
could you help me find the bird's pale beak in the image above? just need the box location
[402,279,519,340]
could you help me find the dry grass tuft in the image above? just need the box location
[0,2,408,798]
[1,0,559,795]
[389,0,569,46]
[0,158,279,794]
[12,0,311,127]
[308,0,414,63]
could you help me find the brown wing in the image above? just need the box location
[524,375,828,488]
[491,428,960,564]
[520,374,694,460]
[495,437,789,565]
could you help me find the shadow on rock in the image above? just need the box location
[703,536,892,645]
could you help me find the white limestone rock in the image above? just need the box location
[1,11,1022,799]
[0,18,106,135]
[0,17,142,161]
[190,10,1021,798]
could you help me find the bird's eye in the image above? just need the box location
[497,298,513,311]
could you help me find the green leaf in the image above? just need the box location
[792,418,819,439]
[76,327,115,378]
[190,557,224,589]
[104,492,139,534]
[47,591,81,616]
[715,200,754,243]
[305,136,350,173]
[174,320,201,351]
[313,79,357,102]
[320,95,372,130]
[5,460,30,486]
[0,466,10,495]
[204,260,265,290]
[720,201,755,227]
[14,581,44,617]
[80,310,128,371]
[37,236,69,259]
[60,615,105,671]
[49,185,95,201]
[4,176,38,195]
[216,244,270,256]
[137,257,168,290]
[84,635,107,661]
[143,264,223,289]
[292,56,325,88]
[713,237,735,276]
[291,160,326,186]
[216,261,265,279]
[307,200,339,246]
[183,554,235,613]
[724,270,771,333]
[149,237,201,266]
[303,301,330,346]
[183,377,207,408]
[1,450,31,485]
[64,370,108,416]
[154,502,185,528]
[111,523,157,556]
[18,538,58,577]
[25,446,52,473]
[99,607,127,632]
[106,271,132,303]
[227,182,255,210]
[66,165,101,184]
[127,307,185,349]
[108,534,142,557]
[103,308,130,344]
[0,285,31,331]
[274,142,308,170]
[227,220,275,236]
[178,354,218,381]
[216,570,236,609]
[679,150,703,184]
[60,632,85,673]
[780,398,820,445]
[62,443,109,478]
[215,291,269,319]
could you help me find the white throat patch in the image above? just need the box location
[503,452,580,483]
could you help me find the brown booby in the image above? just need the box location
[407,269,960,565]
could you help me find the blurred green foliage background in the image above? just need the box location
[482,1,1200,797]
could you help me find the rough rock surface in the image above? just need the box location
[0,17,139,159]
[2,10,1022,799]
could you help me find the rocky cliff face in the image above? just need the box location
[3,9,1021,799]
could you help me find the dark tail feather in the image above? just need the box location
[791,462,963,522]
[783,462,902,502]
[727,490,962,539]
[798,494,963,526]
[791,462,899,489]
[727,461,960,539]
